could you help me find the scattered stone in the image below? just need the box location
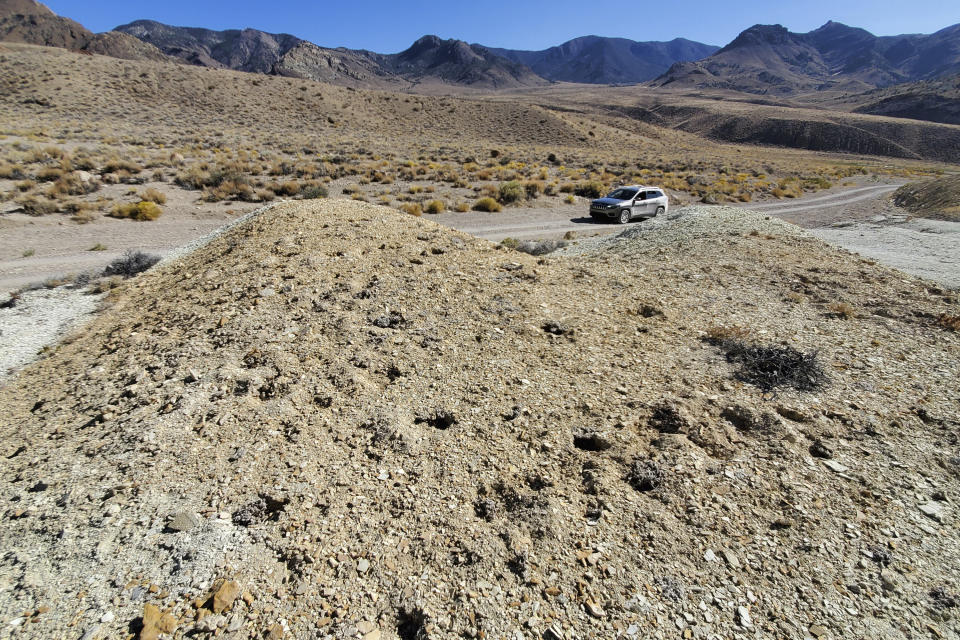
[357,558,370,574]
[585,599,605,618]
[265,623,284,639]
[880,569,899,592]
[213,580,241,614]
[919,502,948,523]
[703,549,717,562]
[140,603,177,640]
[544,622,564,640]
[822,460,849,474]
[736,606,752,628]
[167,511,201,532]
[808,624,828,637]
[721,549,741,569]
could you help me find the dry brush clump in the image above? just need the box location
[109,201,163,221]
[101,250,161,278]
[473,197,502,212]
[704,325,828,392]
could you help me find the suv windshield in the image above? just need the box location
[606,188,638,200]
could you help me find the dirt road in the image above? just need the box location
[432,182,905,242]
[432,180,960,289]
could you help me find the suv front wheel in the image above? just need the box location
[618,209,631,224]
[654,206,665,216]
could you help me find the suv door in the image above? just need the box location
[632,191,648,218]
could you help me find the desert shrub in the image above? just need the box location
[101,158,142,174]
[140,188,167,204]
[17,195,59,215]
[174,166,212,190]
[938,315,960,332]
[0,163,26,179]
[301,185,328,199]
[16,179,36,192]
[574,182,604,198]
[454,202,470,212]
[273,180,300,196]
[204,180,255,202]
[563,195,575,204]
[47,173,99,198]
[500,237,518,249]
[102,250,161,278]
[827,302,856,319]
[498,181,525,204]
[547,153,558,163]
[400,203,422,216]
[36,167,64,182]
[473,197,502,212]
[425,199,445,214]
[109,201,163,221]
[524,181,544,199]
[514,239,566,255]
[705,325,752,344]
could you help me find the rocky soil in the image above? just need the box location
[0,200,958,640]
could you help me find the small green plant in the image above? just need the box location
[473,197,502,212]
[563,195,575,204]
[109,201,163,221]
[88,243,107,251]
[22,248,35,257]
[498,181,525,204]
[574,182,604,198]
[301,185,328,199]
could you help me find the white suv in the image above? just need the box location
[589,186,668,224]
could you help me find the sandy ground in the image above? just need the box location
[0,182,261,295]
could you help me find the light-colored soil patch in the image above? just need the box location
[812,219,960,289]
[0,286,102,381]
[0,191,259,294]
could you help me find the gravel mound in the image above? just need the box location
[559,205,808,256]
[1,200,958,640]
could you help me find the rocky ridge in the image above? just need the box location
[0,200,958,639]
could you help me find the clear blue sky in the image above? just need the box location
[43,0,959,53]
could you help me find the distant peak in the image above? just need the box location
[412,35,444,47]
[0,0,55,18]
[722,23,795,50]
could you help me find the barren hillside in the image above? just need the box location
[0,200,958,639]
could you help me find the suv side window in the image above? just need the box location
[648,190,663,199]
[636,191,645,200]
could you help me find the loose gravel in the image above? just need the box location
[0,287,103,382]
[2,200,958,640]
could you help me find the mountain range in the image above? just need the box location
[653,21,960,94]
[2,0,960,104]
[0,0,171,61]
